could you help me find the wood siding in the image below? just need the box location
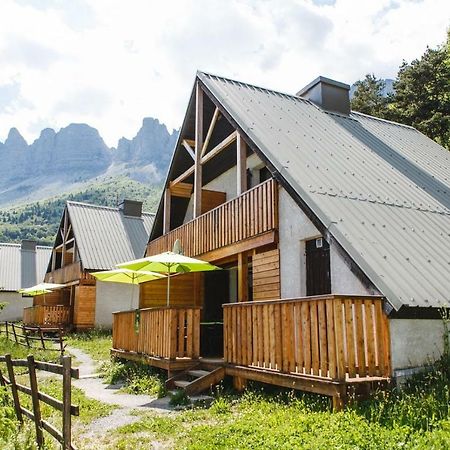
[112,307,201,359]
[140,273,204,309]
[201,189,227,214]
[73,285,96,329]
[252,248,280,301]
[33,290,69,307]
[223,295,391,380]
[147,179,278,258]
[23,305,70,327]
[44,262,82,284]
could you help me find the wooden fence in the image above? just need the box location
[23,305,70,327]
[113,306,201,359]
[0,354,79,449]
[223,295,391,380]
[0,322,66,355]
[147,178,278,257]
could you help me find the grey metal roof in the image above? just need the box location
[198,71,450,310]
[66,201,154,271]
[0,243,52,291]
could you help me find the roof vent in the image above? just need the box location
[119,199,143,217]
[21,240,37,251]
[297,76,350,115]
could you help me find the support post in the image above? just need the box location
[27,355,44,447]
[193,83,203,218]
[237,252,248,303]
[5,354,22,422]
[62,356,72,450]
[163,188,171,234]
[237,133,247,196]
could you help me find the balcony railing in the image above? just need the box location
[223,295,391,380]
[44,261,82,284]
[23,305,70,327]
[147,178,278,257]
[112,306,201,360]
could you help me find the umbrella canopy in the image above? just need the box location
[91,268,165,285]
[18,283,65,296]
[117,251,221,305]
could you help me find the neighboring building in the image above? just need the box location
[110,72,449,407]
[0,240,52,321]
[23,200,154,329]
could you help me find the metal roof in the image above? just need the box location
[66,201,154,271]
[198,71,450,310]
[0,243,52,291]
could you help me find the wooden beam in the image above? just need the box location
[182,140,195,160]
[201,107,220,157]
[238,252,248,302]
[237,133,247,195]
[171,165,195,187]
[169,182,193,198]
[201,131,237,165]
[163,188,171,234]
[193,84,203,218]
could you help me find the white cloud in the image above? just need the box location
[0,0,448,147]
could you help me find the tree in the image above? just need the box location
[389,31,450,149]
[351,74,390,118]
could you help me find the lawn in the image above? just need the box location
[65,328,112,364]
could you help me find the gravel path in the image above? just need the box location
[63,346,175,438]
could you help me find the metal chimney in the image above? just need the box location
[297,76,351,115]
[20,240,37,288]
[119,199,143,217]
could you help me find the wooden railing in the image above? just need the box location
[44,262,82,284]
[112,306,201,359]
[223,295,391,380]
[23,305,71,327]
[147,178,278,257]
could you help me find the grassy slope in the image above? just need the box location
[0,176,162,245]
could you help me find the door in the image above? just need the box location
[306,238,331,296]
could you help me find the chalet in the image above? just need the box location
[0,240,52,321]
[112,72,450,408]
[24,200,154,330]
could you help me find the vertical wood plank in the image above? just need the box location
[28,355,44,447]
[354,299,366,377]
[310,301,320,376]
[301,302,311,375]
[365,301,376,376]
[344,299,356,378]
[333,299,346,380]
[325,300,336,379]
[317,300,328,377]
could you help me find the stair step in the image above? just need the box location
[174,380,190,388]
[187,369,211,378]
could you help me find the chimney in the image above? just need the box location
[20,240,37,288]
[297,76,350,115]
[119,199,143,217]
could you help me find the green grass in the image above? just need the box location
[0,335,60,363]
[65,328,112,365]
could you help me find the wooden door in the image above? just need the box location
[306,238,331,296]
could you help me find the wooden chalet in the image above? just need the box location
[24,200,154,330]
[112,72,450,408]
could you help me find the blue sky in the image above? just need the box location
[0,0,449,147]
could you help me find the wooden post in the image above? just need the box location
[163,188,171,234]
[24,327,30,348]
[193,83,203,218]
[39,327,46,350]
[62,356,72,450]
[12,323,18,345]
[5,321,9,341]
[5,354,22,422]
[237,252,248,303]
[237,133,247,196]
[27,355,44,447]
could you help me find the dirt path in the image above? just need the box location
[64,346,174,437]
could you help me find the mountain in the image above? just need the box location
[0,118,178,207]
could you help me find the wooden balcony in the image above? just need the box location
[223,295,391,381]
[147,178,278,258]
[23,305,70,328]
[44,261,82,284]
[112,306,201,372]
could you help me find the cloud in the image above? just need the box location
[0,79,33,113]
[54,88,112,116]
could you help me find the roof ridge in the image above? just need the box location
[351,110,416,130]
[67,200,154,216]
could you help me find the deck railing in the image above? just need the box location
[112,306,201,359]
[23,305,71,327]
[147,178,278,257]
[223,295,391,380]
[44,261,82,284]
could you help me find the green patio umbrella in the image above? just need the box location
[117,251,221,306]
[91,268,165,309]
[18,282,65,296]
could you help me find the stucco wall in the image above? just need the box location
[95,281,139,328]
[390,319,446,371]
[0,292,32,321]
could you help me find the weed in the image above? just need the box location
[169,389,190,407]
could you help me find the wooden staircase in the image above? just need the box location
[166,364,225,396]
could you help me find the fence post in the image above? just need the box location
[5,321,9,340]
[27,355,44,447]
[59,327,64,356]
[11,324,19,345]
[38,326,46,350]
[24,327,30,348]
[62,356,72,450]
[5,354,22,422]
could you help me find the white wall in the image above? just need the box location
[0,292,32,321]
[279,188,321,298]
[390,319,446,371]
[95,281,140,328]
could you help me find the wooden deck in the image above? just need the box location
[147,178,278,257]
[23,305,71,328]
